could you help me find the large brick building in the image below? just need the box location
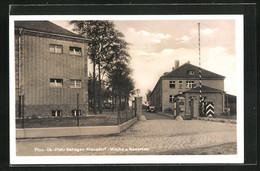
[150,60,225,113]
[15,21,89,117]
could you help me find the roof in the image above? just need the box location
[183,85,224,93]
[225,94,236,103]
[161,63,225,79]
[15,21,82,38]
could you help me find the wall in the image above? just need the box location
[161,78,224,112]
[184,92,224,115]
[15,33,88,117]
[201,80,224,91]
[150,80,162,111]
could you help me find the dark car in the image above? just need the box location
[146,106,156,113]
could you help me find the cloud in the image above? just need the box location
[151,39,161,43]
[128,27,171,45]
[202,28,215,35]
[176,35,190,42]
[156,33,171,39]
[138,51,157,56]
[137,30,151,36]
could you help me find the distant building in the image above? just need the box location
[15,21,89,117]
[150,60,226,113]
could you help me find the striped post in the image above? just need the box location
[198,23,203,115]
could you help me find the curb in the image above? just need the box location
[196,117,237,124]
[16,117,138,139]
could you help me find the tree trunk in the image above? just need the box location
[93,58,97,114]
[111,88,115,112]
[117,92,122,124]
[98,63,102,114]
[125,96,128,121]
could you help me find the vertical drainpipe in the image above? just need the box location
[18,28,23,118]
[222,92,225,113]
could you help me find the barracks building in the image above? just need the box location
[15,21,89,118]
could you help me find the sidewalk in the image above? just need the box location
[155,112,236,124]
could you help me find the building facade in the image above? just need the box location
[150,61,225,112]
[15,21,89,118]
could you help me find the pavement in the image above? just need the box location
[16,111,236,156]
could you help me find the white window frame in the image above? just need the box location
[169,95,174,103]
[49,44,63,54]
[169,81,175,88]
[70,79,82,88]
[186,81,195,88]
[188,70,195,75]
[50,78,63,87]
[69,46,82,56]
[52,110,61,117]
[72,110,81,116]
[179,81,183,89]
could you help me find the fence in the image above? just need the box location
[16,108,136,129]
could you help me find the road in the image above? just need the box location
[16,111,236,156]
[142,111,174,120]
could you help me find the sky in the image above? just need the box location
[52,19,237,99]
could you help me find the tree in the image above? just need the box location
[70,20,131,114]
[146,89,152,106]
[107,61,134,124]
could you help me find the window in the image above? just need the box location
[72,110,81,116]
[49,44,63,54]
[52,110,61,117]
[169,95,174,103]
[179,81,183,89]
[186,81,195,88]
[169,81,175,88]
[50,79,63,87]
[69,46,82,56]
[188,70,195,75]
[70,79,82,88]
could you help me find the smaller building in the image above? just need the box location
[181,85,225,115]
[150,61,225,112]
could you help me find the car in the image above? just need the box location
[146,106,156,113]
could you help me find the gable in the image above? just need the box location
[161,63,225,79]
[15,21,82,38]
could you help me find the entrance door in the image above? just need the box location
[190,98,194,118]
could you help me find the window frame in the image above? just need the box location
[169,95,174,103]
[69,46,82,56]
[188,70,195,75]
[52,110,62,117]
[70,79,82,88]
[179,81,183,89]
[50,78,63,87]
[186,81,195,88]
[72,110,81,116]
[169,80,176,89]
[49,44,63,54]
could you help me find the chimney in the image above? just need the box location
[172,67,175,71]
[187,61,190,64]
[175,60,179,69]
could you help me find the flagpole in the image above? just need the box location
[198,23,203,115]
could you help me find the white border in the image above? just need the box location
[9,15,244,165]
